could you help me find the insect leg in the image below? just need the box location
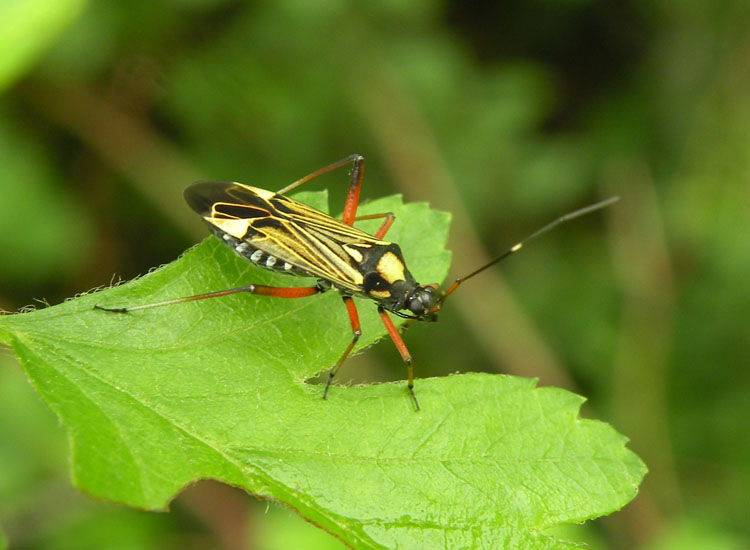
[378,305,420,411]
[341,155,364,226]
[354,212,396,239]
[276,154,363,196]
[273,154,367,227]
[322,295,361,400]
[94,284,323,313]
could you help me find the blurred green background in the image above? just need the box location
[0,0,747,549]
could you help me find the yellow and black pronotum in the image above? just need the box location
[96,155,618,410]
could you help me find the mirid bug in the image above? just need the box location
[95,155,618,410]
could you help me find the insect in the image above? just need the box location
[96,154,618,410]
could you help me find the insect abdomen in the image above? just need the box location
[206,224,311,277]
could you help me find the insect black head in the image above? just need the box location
[403,284,440,322]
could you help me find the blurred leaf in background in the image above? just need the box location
[0,0,748,548]
[0,0,87,93]
[0,0,93,288]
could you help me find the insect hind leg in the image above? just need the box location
[94,283,324,313]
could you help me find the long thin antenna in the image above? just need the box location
[441,196,619,299]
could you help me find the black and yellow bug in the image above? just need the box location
[96,155,618,410]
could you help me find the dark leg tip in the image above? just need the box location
[322,371,335,400]
[94,304,128,313]
[408,386,420,411]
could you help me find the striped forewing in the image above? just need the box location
[205,182,388,291]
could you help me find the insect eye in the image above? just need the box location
[422,288,438,306]
[408,298,425,314]
[408,287,437,314]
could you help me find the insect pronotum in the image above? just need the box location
[95,155,618,410]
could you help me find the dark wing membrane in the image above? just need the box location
[186,181,388,291]
[185,181,272,220]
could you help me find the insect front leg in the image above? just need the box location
[378,305,419,411]
[322,295,361,401]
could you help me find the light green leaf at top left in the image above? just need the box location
[0,0,87,92]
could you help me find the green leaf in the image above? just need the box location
[0,0,87,92]
[0,192,645,549]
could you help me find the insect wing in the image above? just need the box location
[185,181,386,292]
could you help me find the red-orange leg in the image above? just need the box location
[354,212,396,240]
[249,284,322,298]
[323,296,362,400]
[341,155,364,225]
[378,305,419,411]
[275,155,388,236]
[94,283,322,313]
[276,154,363,196]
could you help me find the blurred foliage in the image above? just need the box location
[0,0,747,548]
[0,0,87,93]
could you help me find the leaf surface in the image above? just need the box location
[0,192,645,549]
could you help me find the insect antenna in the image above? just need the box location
[440,196,619,300]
